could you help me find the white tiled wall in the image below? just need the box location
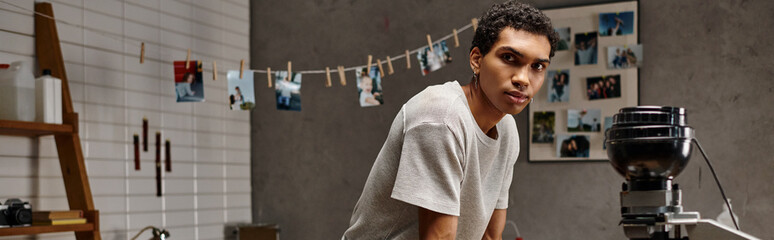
[0,0,251,239]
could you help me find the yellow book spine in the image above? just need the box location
[32,218,87,226]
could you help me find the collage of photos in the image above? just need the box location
[173,61,204,102]
[555,27,571,51]
[607,44,643,69]
[227,70,256,110]
[586,75,621,100]
[567,109,601,132]
[274,71,302,111]
[599,11,634,36]
[417,40,452,76]
[530,6,639,161]
[556,134,590,158]
[547,70,570,103]
[574,32,598,65]
[355,66,384,107]
[532,111,555,143]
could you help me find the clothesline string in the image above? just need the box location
[0,0,245,70]
[0,0,474,76]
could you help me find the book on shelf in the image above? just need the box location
[32,210,83,221]
[32,218,87,226]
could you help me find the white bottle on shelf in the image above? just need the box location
[35,69,63,124]
[0,61,36,121]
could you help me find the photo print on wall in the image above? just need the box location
[227,70,255,110]
[599,11,635,36]
[547,69,570,103]
[556,134,590,158]
[174,61,204,102]
[603,116,614,149]
[574,32,598,65]
[274,70,302,111]
[586,75,621,100]
[532,111,555,143]
[607,44,642,69]
[555,27,571,51]
[355,66,384,107]
[417,40,452,76]
[567,109,601,132]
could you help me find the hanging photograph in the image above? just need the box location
[274,70,302,111]
[532,111,555,143]
[599,11,635,36]
[586,75,621,100]
[355,66,384,107]
[547,69,570,103]
[607,44,643,69]
[173,61,204,102]
[227,70,255,110]
[567,109,601,132]
[556,134,590,158]
[555,27,571,51]
[417,40,452,76]
[574,32,598,65]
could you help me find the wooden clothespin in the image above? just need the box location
[212,61,217,81]
[367,55,373,74]
[267,67,272,88]
[337,66,347,86]
[386,56,395,75]
[288,61,292,77]
[325,67,332,87]
[239,59,244,79]
[471,18,479,31]
[185,48,191,69]
[453,29,460,48]
[377,59,385,78]
[140,42,145,64]
[405,50,411,69]
[426,34,434,52]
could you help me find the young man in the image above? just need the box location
[343,1,557,239]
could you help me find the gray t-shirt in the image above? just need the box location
[343,81,519,239]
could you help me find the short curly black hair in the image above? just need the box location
[471,1,559,58]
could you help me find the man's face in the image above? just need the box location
[474,27,551,115]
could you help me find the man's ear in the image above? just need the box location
[469,47,482,73]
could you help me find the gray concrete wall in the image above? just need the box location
[250,1,774,239]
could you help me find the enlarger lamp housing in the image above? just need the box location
[605,106,694,182]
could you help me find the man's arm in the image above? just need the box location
[482,209,507,240]
[419,208,458,240]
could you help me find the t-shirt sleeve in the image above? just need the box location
[495,160,514,209]
[496,122,519,209]
[391,122,464,216]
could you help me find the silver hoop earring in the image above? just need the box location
[472,73,479,89]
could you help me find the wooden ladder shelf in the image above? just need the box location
[0,2,101,239]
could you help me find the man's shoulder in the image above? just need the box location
[403,81,468,127]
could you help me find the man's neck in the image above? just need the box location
[461,82,506,138]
